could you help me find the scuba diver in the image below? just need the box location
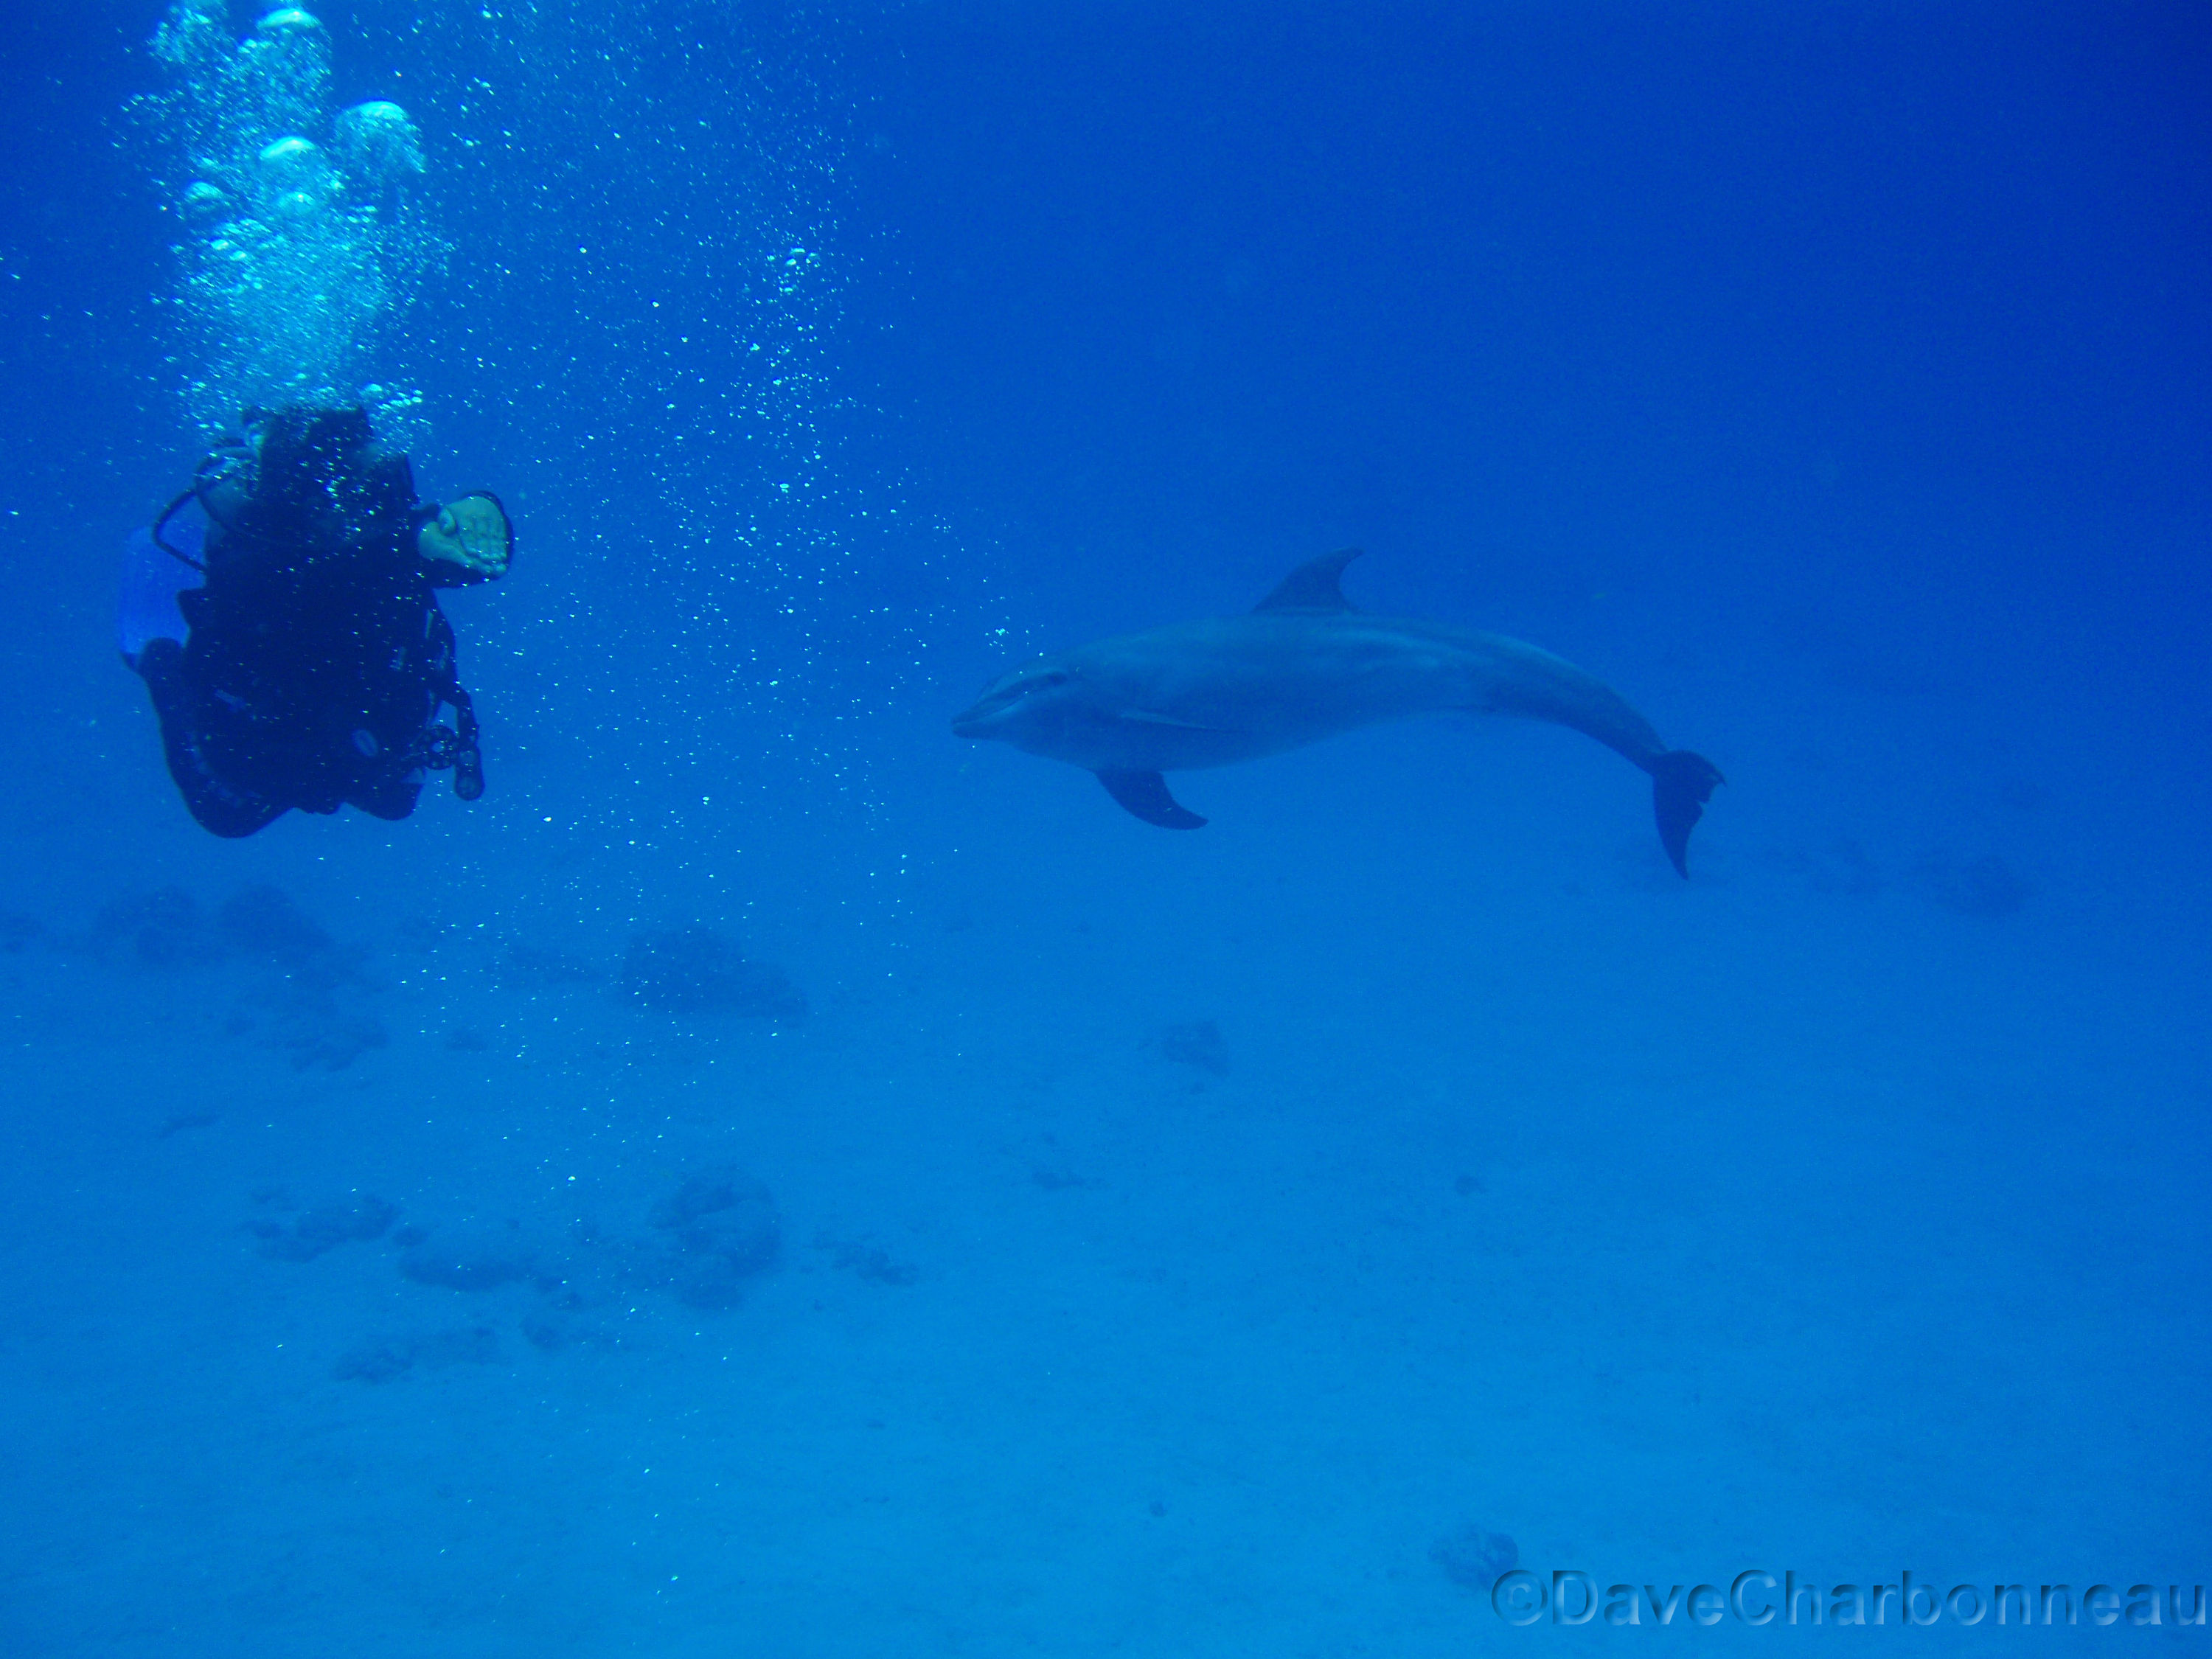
[119,403,512,838]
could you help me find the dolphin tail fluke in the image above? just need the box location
[1096,769,1207,830]
[1651,750,1724,877]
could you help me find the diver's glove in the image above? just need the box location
[417,492,513,577]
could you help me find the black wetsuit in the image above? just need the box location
[134,406,491,838]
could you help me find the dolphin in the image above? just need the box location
[951,549,1724,875]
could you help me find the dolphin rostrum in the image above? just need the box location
[951,549,1724,875]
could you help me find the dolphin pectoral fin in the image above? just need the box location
[1651,750,1725,877]
[1096,769,1208,830]
[1252,547,1363,613]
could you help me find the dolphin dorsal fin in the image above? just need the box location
[1252,547,1363,613]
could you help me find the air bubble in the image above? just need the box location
[138,1,441,434]
[254,8,325,35]
[180,181,229,223]
[335,101,425,181]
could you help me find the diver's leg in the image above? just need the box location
[133,639,288,838]
[347,759,425,822]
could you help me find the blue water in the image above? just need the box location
[1,1,2206,1652]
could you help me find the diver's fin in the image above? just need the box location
[1253,547,1363,613]
[1096,769,1207,830]
[1651,750,1725,877]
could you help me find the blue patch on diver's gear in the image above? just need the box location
[118,510,205,667]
